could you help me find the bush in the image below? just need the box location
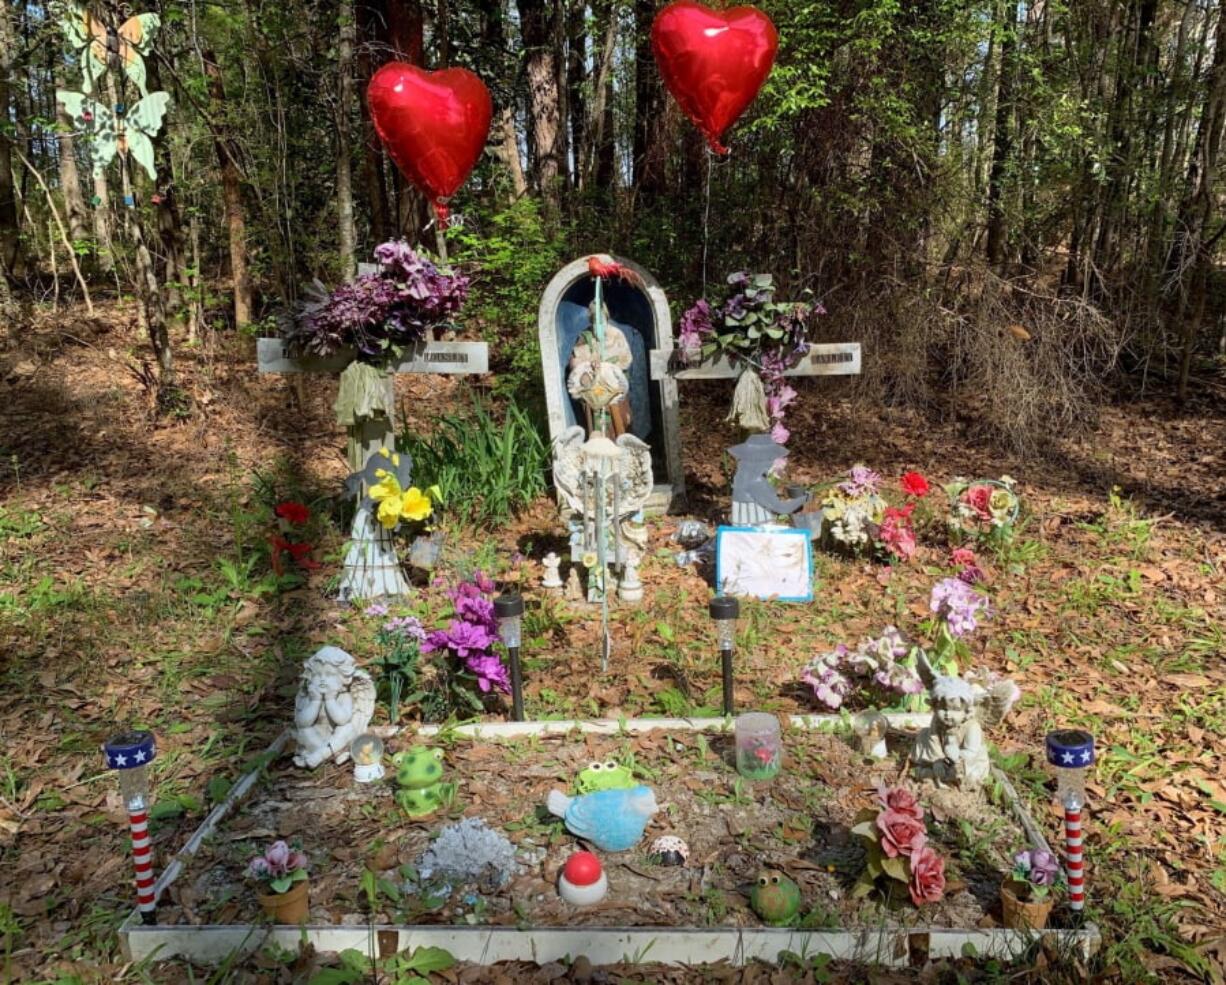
[398,398,549,528]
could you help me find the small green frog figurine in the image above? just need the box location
[393,747,447,817]
[574,759,636,794]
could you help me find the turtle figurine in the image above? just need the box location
[749,869,801,926]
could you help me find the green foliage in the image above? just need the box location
[450,197,564,397]
[399,398,549,528]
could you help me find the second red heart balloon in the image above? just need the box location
[651,1,778,155]
[367,63,492,225]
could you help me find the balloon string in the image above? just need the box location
[702,147,712,298]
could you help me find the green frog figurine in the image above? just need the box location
[574,759,636,794]
[393,747,448,817]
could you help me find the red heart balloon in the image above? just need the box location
[651,1,778,155]
[367,63,492,225]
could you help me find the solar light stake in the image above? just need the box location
[104,730,158,924]
[709,596,739,716]
[1046,729,1095,914]
[495,592,526,721]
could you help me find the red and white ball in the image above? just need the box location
[558,851,608,906]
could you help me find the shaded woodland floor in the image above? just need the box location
[0,302,1223,983]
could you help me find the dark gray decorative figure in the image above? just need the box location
[728,434,807,526]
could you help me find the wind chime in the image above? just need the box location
[570,271,627,670]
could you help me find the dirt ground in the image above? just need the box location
[0,302,1223,982]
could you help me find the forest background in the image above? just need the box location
[2,0,1225,446]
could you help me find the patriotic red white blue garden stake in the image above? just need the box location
[104,730,158,924]
[1046,729,1094,913]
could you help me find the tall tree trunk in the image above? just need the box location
[985,1,1020,269]
[482,4,527,197]
[633,0,666,197]
[517,0,562,210]
[146,51,187,316]
[0,0,24,279]
[585,0,618,190]
[204,49,254,327]
[356,2,390,243]
[92,172,114,273]
[53,67,89,246]
[337,0,358,279]
[567,1,586,189]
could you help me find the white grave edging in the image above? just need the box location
[121,716,1100,969]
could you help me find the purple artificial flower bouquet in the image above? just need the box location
[285,240,469,364]
[424,572,511,698]
[679,272,824,442]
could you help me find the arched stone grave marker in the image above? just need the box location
[538,255,685,513]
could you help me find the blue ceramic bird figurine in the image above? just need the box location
[546,786,658,852]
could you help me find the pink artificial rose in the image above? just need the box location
[962,485,993,519]
[265,840,291,872]
[876,809,927,859]
[875,784,924,822]
[950,547,976,566]
[909,843,946,905]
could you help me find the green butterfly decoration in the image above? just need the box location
[61,3,160,96]
[56,90,171,181]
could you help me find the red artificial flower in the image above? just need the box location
[274,501,311,525]
[961,485,993,520]
[909,843,946,905]
[270,534,321,575]
[950,547,977,567]
[901,472,930,498]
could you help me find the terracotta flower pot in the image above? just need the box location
[257,877,310,924]
[1000,879,1053,930]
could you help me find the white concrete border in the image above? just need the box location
[121,717,1098,969]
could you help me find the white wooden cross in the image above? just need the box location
[257,317,488,601]
[647,342,862,384]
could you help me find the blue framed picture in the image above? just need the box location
[714,525,814,603]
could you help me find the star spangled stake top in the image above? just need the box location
[104,730,156,770]
[1045,728,1095,769]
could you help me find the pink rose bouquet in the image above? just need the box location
[851,784,945,907]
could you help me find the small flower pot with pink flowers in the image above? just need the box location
[1001,847,1064,930]
[247,840,310,923]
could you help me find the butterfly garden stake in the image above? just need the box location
[56,2,175,385]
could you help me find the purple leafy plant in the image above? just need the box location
[285,240,470,365]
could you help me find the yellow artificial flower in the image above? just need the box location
[401,487,433,522]
[581,551,598,568]
[988,488,1014,519]
[369,473,405,529]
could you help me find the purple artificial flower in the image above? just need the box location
[958,564,986,585]
[424,619,496,659]
[247,857,271,878]
[463,653,511,693]
[929,578,991,638]
[454,593,495,628]
[364,603,389,617]
[473,571,496,595]
[1013,848,1061,887]
[678,299,714,361]
[384,615,425,640]
[802,645,852,710]
[770,421,790,445]
[839,464,882,498]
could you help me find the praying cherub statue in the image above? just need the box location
[910,653,1020,791]
[293,646,376,768]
